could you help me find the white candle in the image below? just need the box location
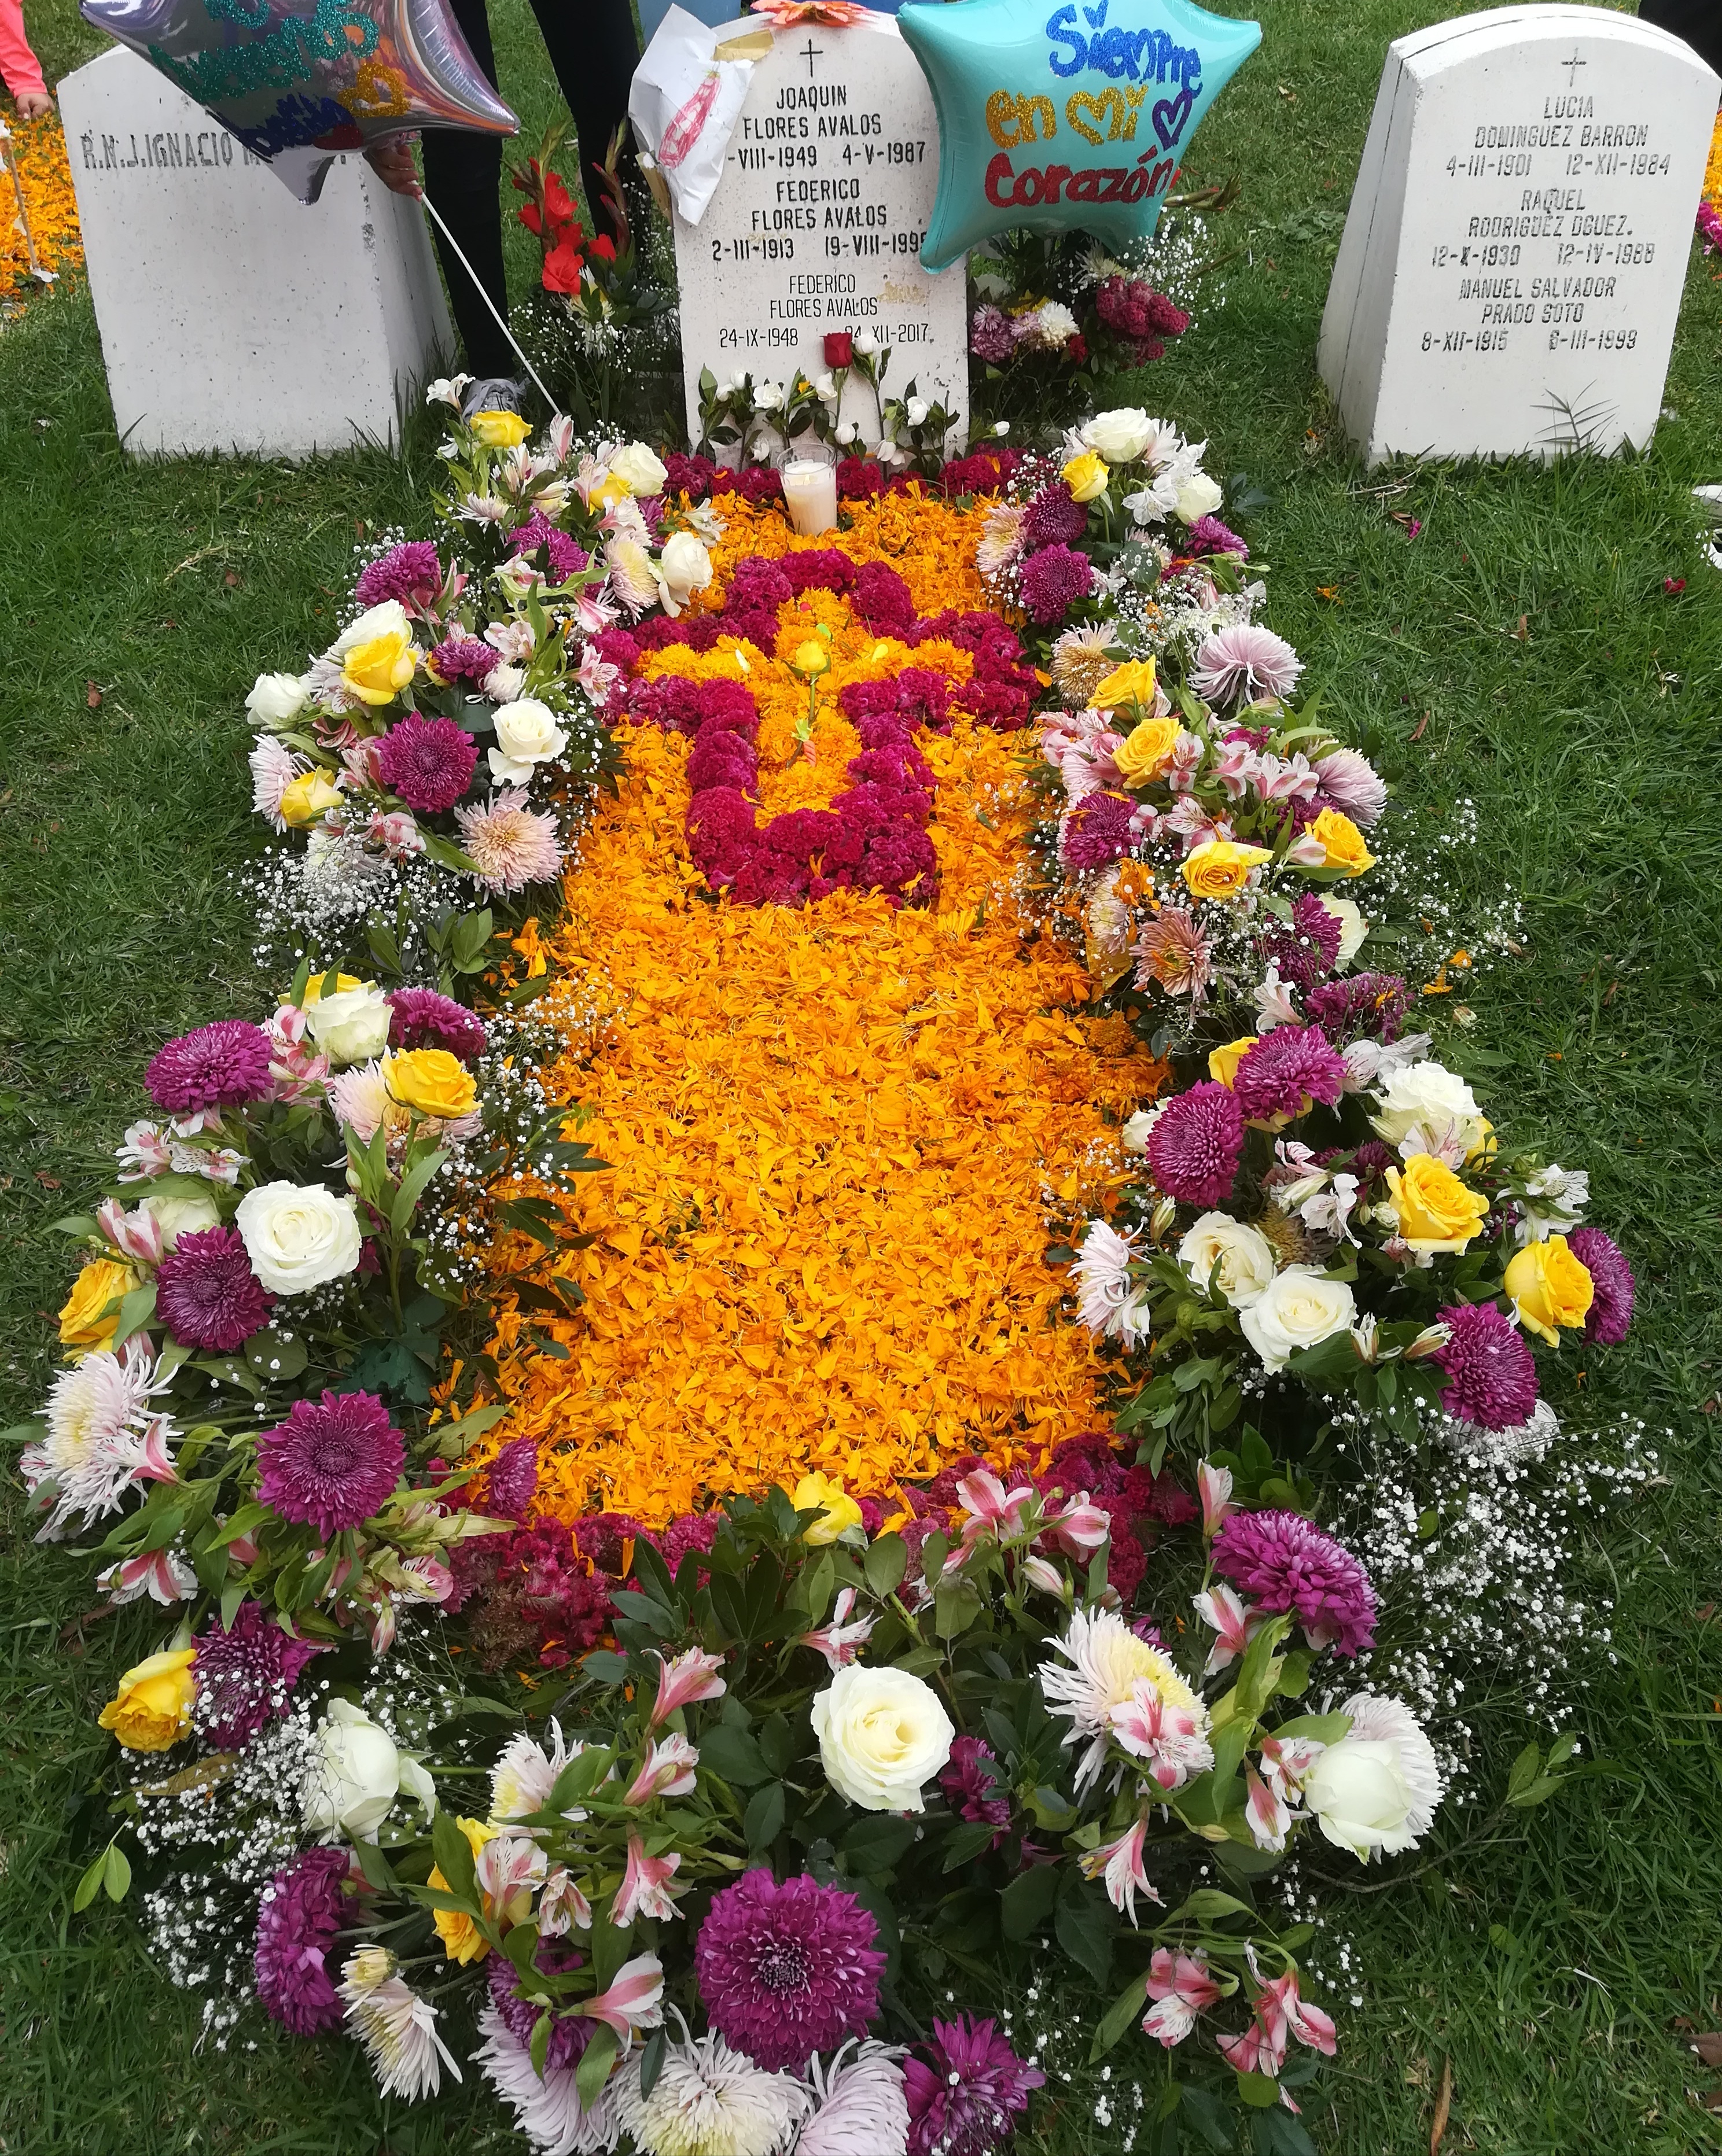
[781,458,839,536]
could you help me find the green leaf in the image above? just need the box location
[639,2026,667,2102]
[1235,2070,1282,2108]
[102,1841,131,1901]
[1165,1886,1254,1926]
[934,1577,983,1639]
[1267,1711,1353,1745]
[745,1782,786,1852]
[430,1812,479,1902]
[574,2021,619,2112]
[841,1812,917,1875]
[432,1401,514,1458]
[243,1326,308,1381]
[757,1713,796,1778]
[1088,1968,1151,2062]
[352,1838,400,1893]
[111,1282,158,1351]
[530,2011,553,2082]
[700,1723,769,1786]
[999,1859,1061,1941]
[863,1534,908,1599]
[940,1819,1001,1873]
[72,1850,108,1912]
[1053,1870,1116,1984]
[391,1145,450,1233]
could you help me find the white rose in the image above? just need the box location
[1173,471,1224,524]
[246,672,308,729]
[1178,1211,1277,1309]
[490,698,569,784]
[302,1699,435,1841]
[1370,1060,1484,1151]
[906,396,930,427]
[1318,896,1368,970]
[1237,1265,1356,1370]
[659,532,713,607]
[811,1665,954,1812]
[1120,1104,1164,1154]
[329,599,411,661]
[814,371,838,401]
[235,1181,363,1295]
[305,982,392,1065]
[139,1191,220,1251]
[610,441,669,497]
[1082,407,1153,465]
[1303,1696,1441,1861]
[836,422,858,447]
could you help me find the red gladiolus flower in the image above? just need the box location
[543,236,586,294]
[590,233,617,263]
[823,330,854,367]
[518,201,542,236]
[543,170,575,226]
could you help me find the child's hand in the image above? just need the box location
[363,139,422,198]
[14,91,54,121]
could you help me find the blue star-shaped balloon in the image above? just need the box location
[80,0,517,202]
[897,0,1259,271]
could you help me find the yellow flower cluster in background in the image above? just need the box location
[469,494,1164,1525]
[1706,108,1722,208]
[2,115,83,314]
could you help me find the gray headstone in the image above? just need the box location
[1319,4,1719,464]
[669,14,968,454]
[60,46,452,460]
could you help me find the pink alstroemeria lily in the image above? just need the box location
[623,1733,700,1807]
[801,1587,875,1673]
[475,1831,547,1925]
[1077,1817,1161,1926]
[1141,1948,1223,2047]
[96,1197,164,1266]
[955,1468,1036,1547]
[1191,1582,1262,1676]
[612,1835,681,1926]
[1041,1494,1111,1561]
[1196,1460,1233,1539]
[1107,1686,1215,1793]
[1244,1766,1292,1852]
[98,1547,197,1605]
[1219,1962,1337,2091]
[648,1646,726,1729]
[537,1866,593,1937]
[575,1951,665,2037]
[1258,1731,1327,1809]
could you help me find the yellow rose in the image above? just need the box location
[1091,658,1158,713]
[98,1647,196,1752]
[291,971,363,1005]
[1384,1154,1490,1254]
[1061,449,1110,503]
[385,1048,478,1122]
[430,1817,496,1964]
[793,640,830,679]
[1112,714,1182,786]
[340,630,417,707]
[1504,1234,1594,1346]
[58,1258,141,1353]
[468,409,531,448]
[591,471,632,512]
[1208,1036,1259,1089]
[279,771,344,827]
[1305,807,1375,879]
[793,1472,863,1545]
[1182,840,1272,902]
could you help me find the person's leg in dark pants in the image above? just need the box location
[527,0,641,238]
[1637,0,1722,76]
[420,0,516,377]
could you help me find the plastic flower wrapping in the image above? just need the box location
[20,393,1652,2156]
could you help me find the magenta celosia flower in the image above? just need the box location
[194,1598,323,1748]
[456,788,565,893]
[354,541,441,610]
[1022,482,1090,549]
[939,1735,1010,1832]
[487,1436,539,1520]
[1231,1024,1348,1122]
[254,1847,351,2034]
[429,634,499,688]
[257,1390,404,1538]
[1433,1301,1540,1431]
[155,1225,274,1352]
[1146,1082,1245,1207]
[1212,1509,1378,1656]
[1019,543,1094,625]
[904,2016,1045,2156]
[387,987,487,1062]
[145,1020,273,1114]
[376,713,479,815]
[1567,1228,1633,1346]
[694,1870,885,2072]
[1189,622,1304,706]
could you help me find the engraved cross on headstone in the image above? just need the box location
[800,36,823,78]
[1561,46,1587,87]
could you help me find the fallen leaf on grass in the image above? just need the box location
[1410,711,1430,741]
[1690,2033,1722,2067]
[1430,2055,1453,2153]
[34,1170,60,1188]
[1512,614,1529,640]
[85,681,101,707]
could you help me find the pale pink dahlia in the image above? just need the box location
[456,788,565,893]
[249,735,307,832]
[694,1869,885,2072]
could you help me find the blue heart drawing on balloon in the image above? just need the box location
[1151,80,1195,148]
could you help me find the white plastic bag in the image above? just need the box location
[628,7,758,229]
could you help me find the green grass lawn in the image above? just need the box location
[3,0,1721,2148]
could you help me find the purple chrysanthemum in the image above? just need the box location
[939,1735,1010,1833]
[486,1436,539,1520]
[695,1870,885,2072]
[1146,1082,1245,1207]
[145,1020,273,1114]
[1021,482,1090,549]
[194,1598,324,1748]
[155,1225,274,1352]
[1212,1508,1378,1656]
[1305,972,1411,1047]
[376,712,479,815]
[1018,543,1094,626]
[387,987,487,1062]
[1231,1024,1348,1122]
[429,634,500,688]
[487,1943,591,2070]
[1267,893,1344,990]
[509,509,588,584]
[1189,622,1304,707]
[1186,514,1249,559]
[1061,791,1137,871]
[257,1390,404,1539]
[1433,1300,1540,1431]
[1568,1228,1634,1347]
[904,2016,1045,2156]
[354,541,441,610]
[968,304,1017,364]
[254,1848,350,2035]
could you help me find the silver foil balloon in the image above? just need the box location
[79,0,518,202]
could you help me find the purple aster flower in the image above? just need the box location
[904,2016,1045,2156]
[376,712,479,815]
[1061,792,1137,871]
[145,1020,273,1114]
[1186,514,1249,559]
[387,987,487,1062]
[1146,1082,1245,1207]
[694,1870,885,2072]
[1312,746,1388,827]
[1189,622,1304,707]
[257,1390,404,1539]
[1433,1301,1540,1431]
[486,1436,539,1520]
[429,635,500,689]
[254,1848,350,2035]
[194,1598,324,1748]
[1305,972,1411,1047]
[969,303,1017,364]
[1018,543,1094,626]
[1212,1509,1378,1656]
[354,541,441,610]
[1568,1228,1634,1346]
[487,1943,590,2070]
[1231,1024,1348,1122]
[156,1225,274,1352]
[939,1735,1010,1835]
[1021,482,1090,548]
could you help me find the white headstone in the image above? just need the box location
[669,14,968,454]
[1319,5,1720,465]
[60,46,452,461]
